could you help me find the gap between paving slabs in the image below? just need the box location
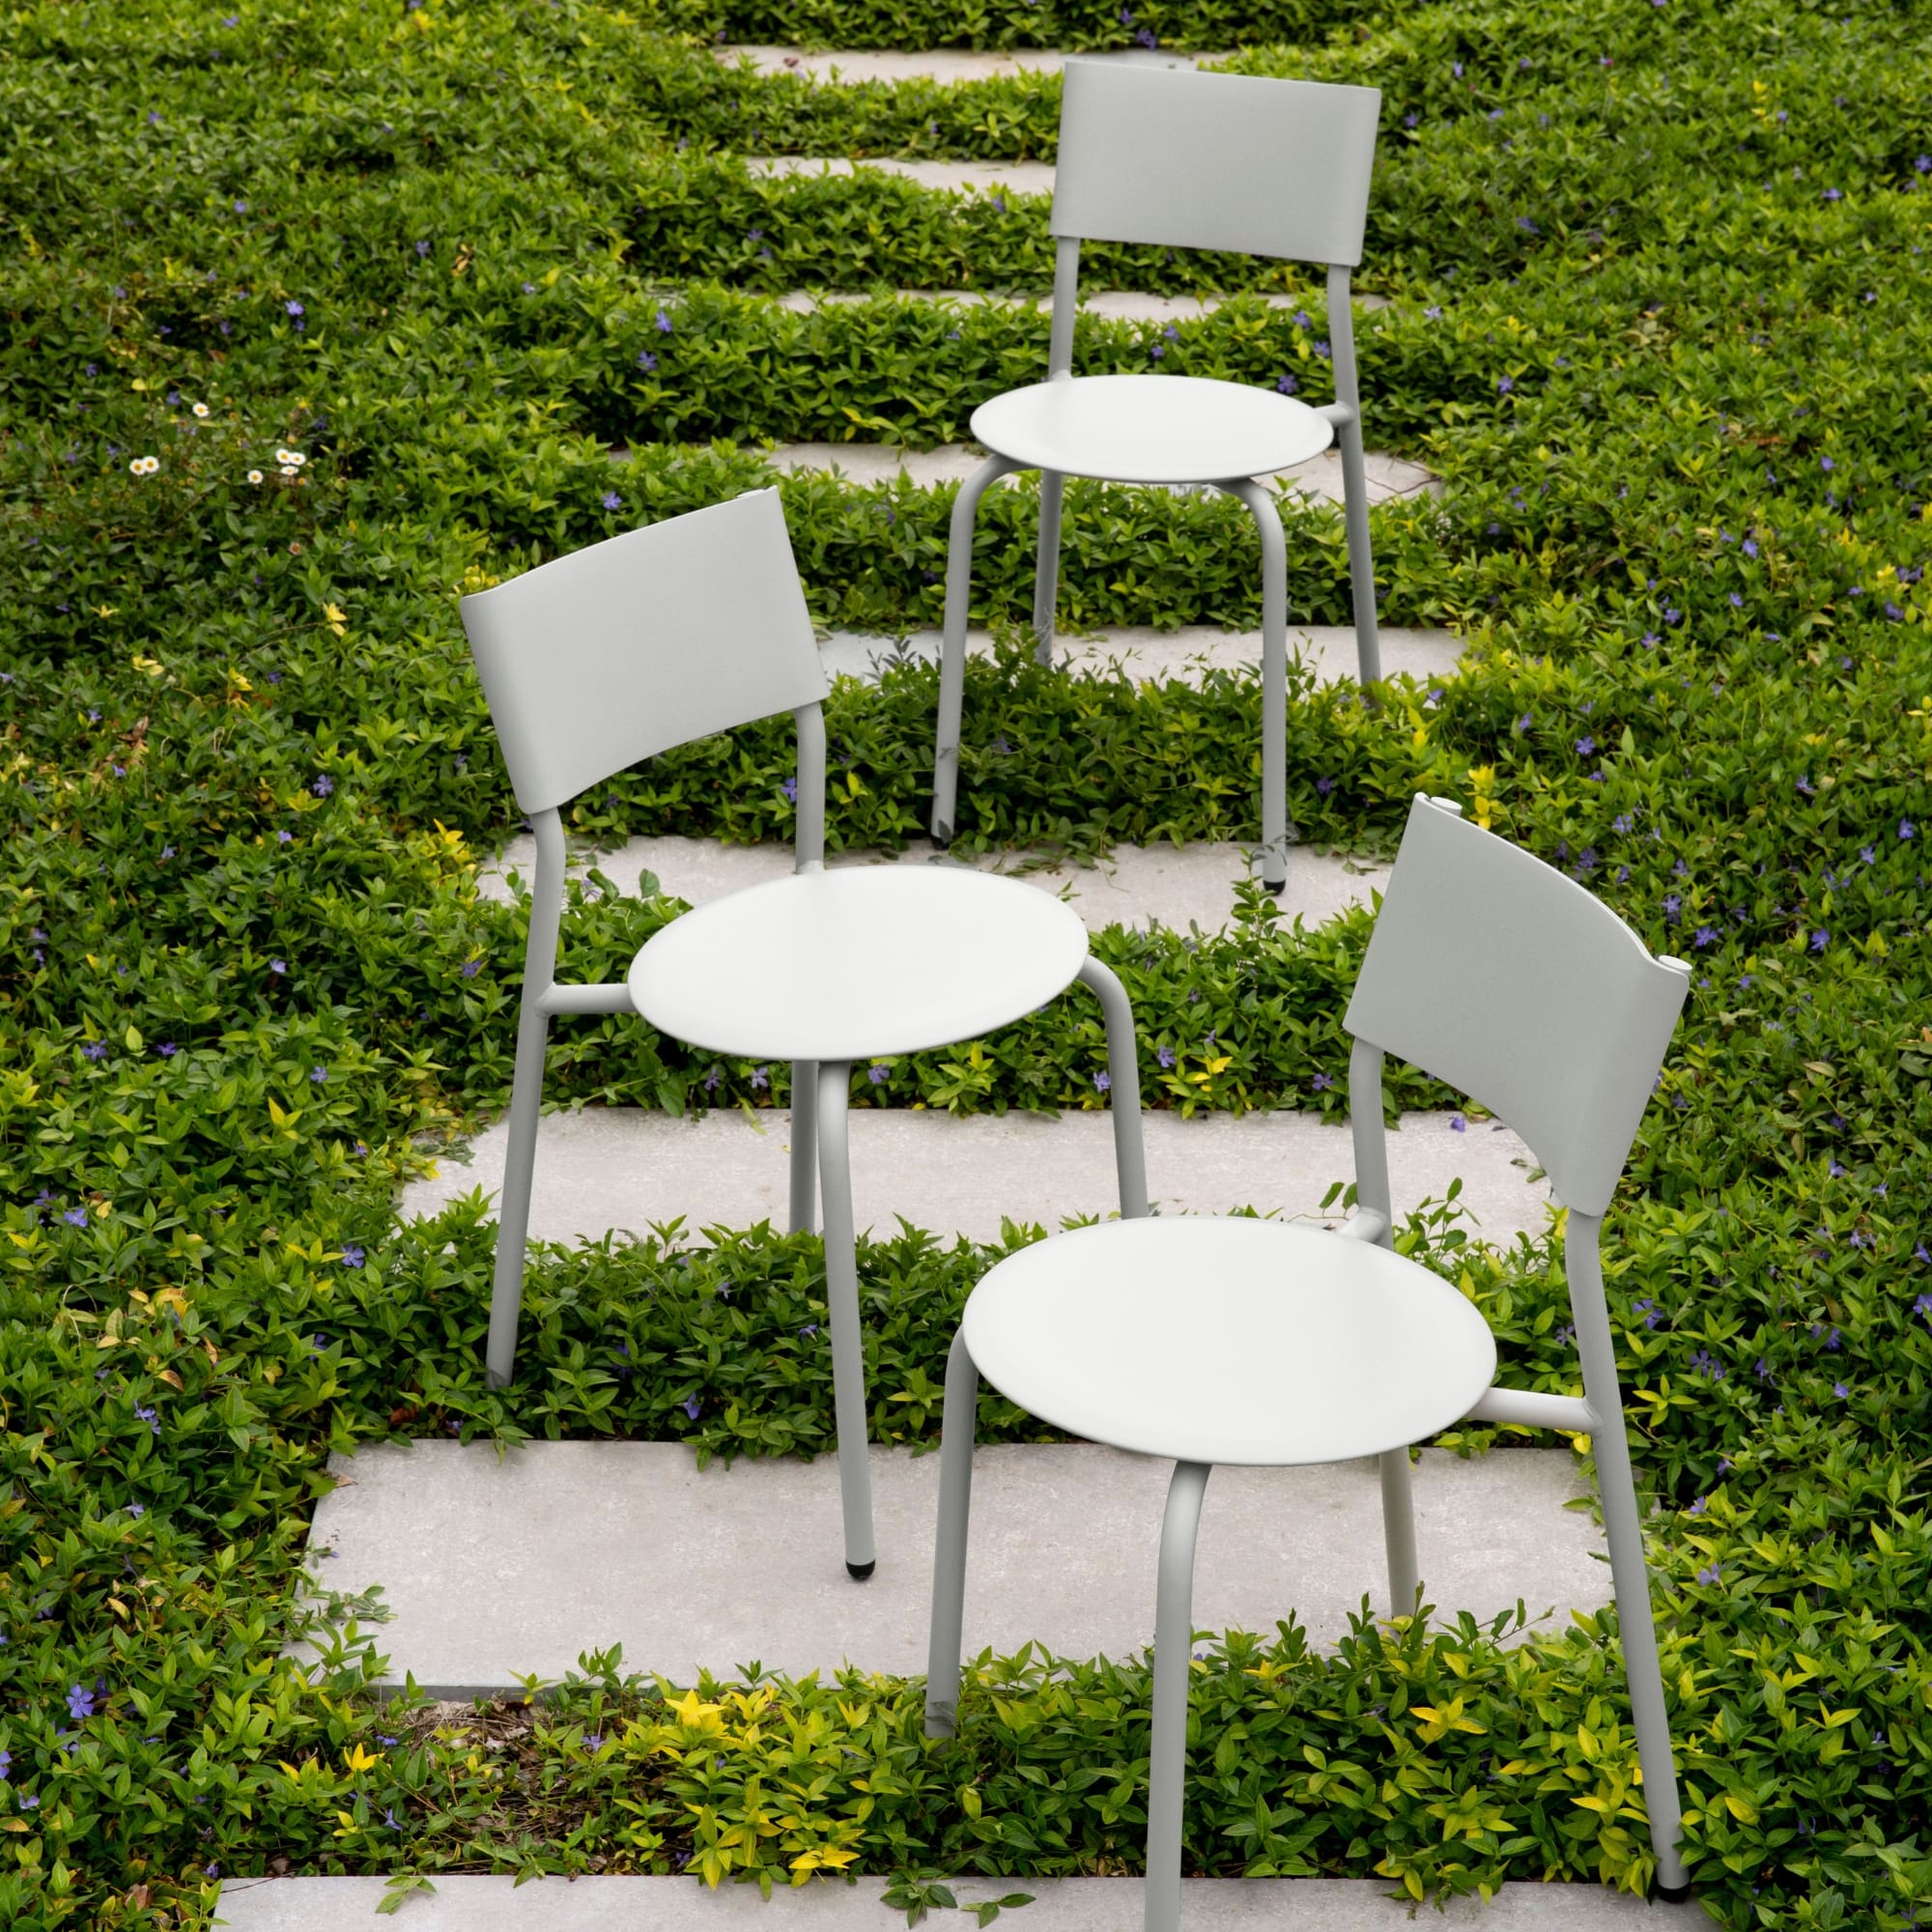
[713,45,1226,82]
[213,1874,1715,1929]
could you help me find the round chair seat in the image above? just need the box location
[971,373,1334,486]
[627,864,1090,1063]
[962,1216,1497,1466]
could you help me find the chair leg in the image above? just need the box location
[485,997,551,1389]
[1223,479,1291,895]
[815,1060,877,1578]
[1077,954,1149,1220]
[1033,469,1066,668]
[923,1326,981,1739]
[1378,1446,1420,1622]
[1146,1461,1211,1932]
[1590,1384,1691,1896]
[931,455,1019,846]
[788,1059,818,1236]
[1333,412,1383,689]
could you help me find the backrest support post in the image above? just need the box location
[793,701,826,872]
[522,806,567,999]
[1047,238,1081,378]
[1347,1036,1394,1247]
[1325,262,1360,423]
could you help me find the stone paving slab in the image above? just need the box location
[771,289,1390,319]
[716,45,1223,82]
[748,155,1058,194]
[299,1438,1605,1693]
[401,1105,1550,1249]
[754,441,1440,506]
[816,622,1459,686]
[476,836,1390,936]
[215,1873,1713,1929]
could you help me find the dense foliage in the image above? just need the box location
[2,0,1932,1926]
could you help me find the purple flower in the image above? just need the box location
[312,774,334,797]
[62,1208,88,1228]
[602,491,621,511]
[1156,1045,1176,1069]
[415,240,431,257]
[1274,372,1298,395]
[277,829,293,844]
[1822,187,1842,203]
[461,959,480,979]
[156,1042,178,1057]
[270,959,287,975]
[637,351,657,372]
[309,1065,327,1083]
[749,1065,769,1091]
[1496,376,1514,394]
[799,1323,818,1339]
[134,1404,159,1435]
[867,1063,889,1085]
[1093,1070,1112,1093]
[1693,926,1718,948]
[780,776,798,802]
[1575,735,1595,756]
[655,309,673,333]
[1696,1562,1723,1586]
[82,1041,107,1062]
[1833,1380,1850,1399]
[1315,776,1336,797]
[682,1395,701,1422]
[341,1244,366,1268]
[1310,1071,1335,1092]
[1424,305,1441,320]
[1662,894,1681,923]
[1450,1114,1466,1132]
[1820,456,1834,472]
[1809,929,1829,952]
[285,299,304,318]
[1901,819,1916,840]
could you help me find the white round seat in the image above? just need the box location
[627,864,1090,1063]
[961,1216,1497,1466]
[970,373,1335,486]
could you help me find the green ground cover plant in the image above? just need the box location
[2,0,1932,1925]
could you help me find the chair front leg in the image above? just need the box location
[1145,1461,1211,1932]
[931,454,1021,846]
[486,994,551,1389]
[1221,479,1291,894]
[788,1059,818,1235]
[1077,954,1149,1220]
[815,1060,877,1578]
[1332,409,1384,689]
[1378,1447,1420,1623]
[1033,469,1066,667]
[923,1325,981,1739]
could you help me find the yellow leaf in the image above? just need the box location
[344,1742,382,1774]
[1723,1792,1758,1822]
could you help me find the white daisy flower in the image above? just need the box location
[274,447,294,464]
[247,469,264,484]
[191,402,210,418]
[287,451,306,467]
[130,455,159,475]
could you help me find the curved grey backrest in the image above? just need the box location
[1343,795,1690,1217]
[459,488,828,816]
[1050,62,1381,267]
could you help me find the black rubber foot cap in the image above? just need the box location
[1654,1883,1691,1904]
[1262,879,1287,897]
[846,1559,876,1581]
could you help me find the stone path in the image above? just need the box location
[748,155,1057,193]
[401,1105,1548,1249]
[751,442,1441,505]
[815,622,1458,685]
[298,1438,1606,1693]
[215,1873,1712,1929]
[476,836,1390,936]
[715,45,1222,82]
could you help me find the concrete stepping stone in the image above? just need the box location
[754,442,1441,506]
[401,1105,1550,1250]
[816,622,1460,686]
[475,837,1390,937]
[770,289,1390,318]
[298,1437,1607,1693]
[216,1873,1700,1929]
[747,155,1058,194]
[715,45,1223,82]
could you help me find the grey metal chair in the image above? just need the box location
[461,488,1150,1579]
[925,794,1697,1926]
[929,62,1386,891]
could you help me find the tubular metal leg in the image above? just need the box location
[1077,954,1149,1220]
[931,455,1020,846]
[1033,469,1066,667]
[815,1062,876,1578]
[788,1060,818,1236]
[1145,1462,1211,1932]
[1592,1393,1690,1895]
[1223,479,1292,894]
[1334,414,1383,689]
[1378,1446,1420,1622]
[923,1326,981,1739]
[486,998,552,1388]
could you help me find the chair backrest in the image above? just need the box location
[1343,795,1690,1217]
[459,487,827,816]
[1050,62,1380,268]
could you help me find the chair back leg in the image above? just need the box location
[788,1060,818,1235]
[1378,1446,1420,1621]
[1333,414,1383,689]
[486,998,551,1388]
[1033,470,1066,667]
[1567,1212,1690,1896]
[931,455,1019,845]
[1145,1461,1211,1932]
[1077,955,1151,1220]
[1220,478,1291,893]
[924,1326,982,1738]
[815,1061,878,1577]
